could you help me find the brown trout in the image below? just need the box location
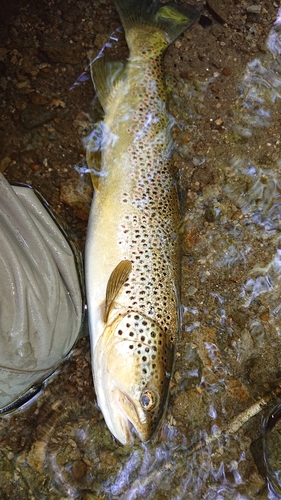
[85,0,198,445]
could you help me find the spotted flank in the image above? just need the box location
[85,0,198,445]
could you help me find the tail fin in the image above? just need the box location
[115,0,199,44]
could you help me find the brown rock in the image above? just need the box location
[184,226,200,248]
[222,67,232,77]
[206,0,230,24]
[60,177,93,220]
[172,389,208,428]
[231,310,248,329]
[28,92,49,105]
[41,38,81,65]
[226,379,250,404]
[221,379,252,418]
[71,459,87,481]
[0,156,11,172]
[204,205,216,223]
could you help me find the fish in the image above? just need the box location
[85,0,198,445]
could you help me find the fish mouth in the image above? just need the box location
[113,388,151,445]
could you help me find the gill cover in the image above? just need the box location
[93,311,174,445]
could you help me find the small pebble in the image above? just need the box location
[246,5,261,14]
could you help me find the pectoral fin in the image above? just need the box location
[104,260,132,322]
[87,150,102,190]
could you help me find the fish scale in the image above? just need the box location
[105,43,180,334]
[85,0,198,445]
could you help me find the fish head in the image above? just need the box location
[93,311,175,445]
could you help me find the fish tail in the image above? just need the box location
[115,0,199,46]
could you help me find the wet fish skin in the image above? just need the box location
[85,0,198,445]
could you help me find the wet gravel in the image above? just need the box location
[1,0,281,498]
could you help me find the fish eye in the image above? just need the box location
[140,389,157,411]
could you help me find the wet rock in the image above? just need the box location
[172,388,208,429]
[204,205,217,223]
[231,310,248,329]
[227,379,251,404]
[221,379,252,418]
[0,156,11,172]
[28,92,49,105]
[202,183,221,200]
[201,366,219,388]
[20,103,55,129]
[175,342,202,391]
[246,357,279,388]
[191,164,216,189]
[192,156,204,167]
[71,459,87,481]
[231,327,254,364]
[21,57,39,77]
[250,320,264,342]
[222,66,232,76]
[246,5,262,14]
[259,309,269,322]
[206,0,229,24]
[94,33,109,49]
[40,38,82,65]
[60,176,93,220]
[183,226,200,249]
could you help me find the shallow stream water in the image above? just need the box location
[1,0,281,498]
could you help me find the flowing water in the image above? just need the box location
[1,1,281,498]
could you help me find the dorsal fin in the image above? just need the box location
[104,260,132,322]
[90,56,126,110]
